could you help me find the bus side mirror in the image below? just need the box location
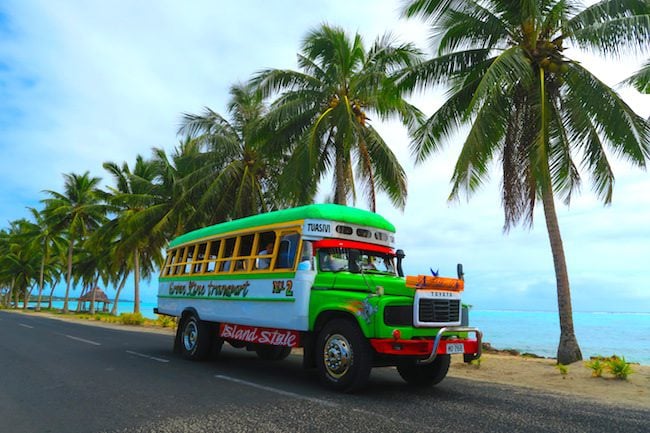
[396,249,405,277]
[348,249,360,273]
[457,263,464,281]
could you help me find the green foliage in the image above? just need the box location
[401,0,650,366]
[585,355,635,380]
[585,358,605,377]
[606,355,634,380]
[470,357,482,368]
[556,363,569,376]
[155,315,177,328]
[254,24,423,211]
[119,312,145,326]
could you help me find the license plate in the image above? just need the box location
[446,343,464,354]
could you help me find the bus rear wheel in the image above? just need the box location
[397,354,451,387]
[316,318,371,392]
[179,314,213,361]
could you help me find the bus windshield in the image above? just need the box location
[317,248,396,275]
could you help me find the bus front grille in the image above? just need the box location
[418,299,460,323]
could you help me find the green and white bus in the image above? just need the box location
[156,204,481,391]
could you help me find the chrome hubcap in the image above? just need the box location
[324,333,352,378]
[183,320,198,351]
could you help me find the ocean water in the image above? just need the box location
[470,309,650,365]
[40,300,649,365]
[45,300,159,319]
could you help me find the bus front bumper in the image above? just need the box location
[369,326,482,364]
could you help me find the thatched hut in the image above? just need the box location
[78,287,112,313]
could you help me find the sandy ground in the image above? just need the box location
[449,353,650,409]
[7,309,649,409]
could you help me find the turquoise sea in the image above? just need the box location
[470,310,650,365]
[44,300,649,365]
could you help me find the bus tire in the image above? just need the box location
[179,314,212,361]
[316,318,371,392]
[397,354,450,387]
[255,345,292,361]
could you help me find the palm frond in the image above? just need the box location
[563,62,650,165]
[567,0,650,56]
[620,59,650,93]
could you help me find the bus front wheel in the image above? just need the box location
[316,318,371,392]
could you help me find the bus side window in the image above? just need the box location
[298,241,313,270]
[174,247,186,275]
[184,245,195,274]
[235,234,254,271]
[274,232,299,270]
[219,238,236,272]
[163,249,176,275]
[205,240,220,273]
[254,231,276,270]
[193,243,207,273]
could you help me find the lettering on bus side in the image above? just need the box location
[220,323,300,347]
[167,281,250,298]
[272,280,293,297]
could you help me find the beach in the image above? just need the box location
[449,353,650,409]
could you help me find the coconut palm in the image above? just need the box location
[42,172,107,313]
[402,0,650,364]
[146,142,205,236]
[102,155,166,314]
[24,206,66,311]
[179,83,282,222]
[0,219,41,308]
[253,24,424,211]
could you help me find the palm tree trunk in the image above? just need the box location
[90,282,96,315]
[334,154,347,205]
[36,255,45,311]
[540,186,583,364]
[133,249,141,314]
[22,287,30,309]
[63,239,74,313]
[111,273,129,315]
[11,277,17,308]
[47,284,56,309]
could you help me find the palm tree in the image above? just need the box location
[253,24,424,211]
[147,143,203,236]
[42,172,107,313]
[102,155,165,314]
[24,206,66,311]
[0,219,41,309]
[179,83,282,222]
[402,0,650,364]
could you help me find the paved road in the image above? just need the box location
[1,310,648,433]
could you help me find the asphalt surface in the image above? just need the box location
[1,310,648,433]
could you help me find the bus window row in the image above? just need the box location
[161,229,302,276]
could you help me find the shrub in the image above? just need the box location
[119,312,145,326]
[585,358,605,377]
[156,315,177,328]
[606,356,633,380]
[556,363,569,377]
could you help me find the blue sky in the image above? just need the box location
[1,0,648,313]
